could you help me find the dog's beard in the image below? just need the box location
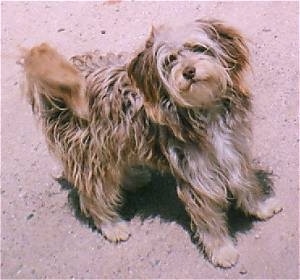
[158,54,231,108]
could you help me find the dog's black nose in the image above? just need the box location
[182,66,196,80]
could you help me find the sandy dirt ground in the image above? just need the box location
[1,1,299,279]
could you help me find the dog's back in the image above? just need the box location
[21,42,152,174]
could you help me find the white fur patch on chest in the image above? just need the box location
[209,120,244,184]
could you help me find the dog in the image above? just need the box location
[21,19,282,268]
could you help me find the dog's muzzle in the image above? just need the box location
[182,66,196,80]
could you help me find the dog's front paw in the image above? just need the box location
[100,220,131,243]
[209,241,239,268]
[254,197,283,220]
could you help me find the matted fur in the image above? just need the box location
[21,19,282,268]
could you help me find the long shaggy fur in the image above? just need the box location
[21,19,282,268]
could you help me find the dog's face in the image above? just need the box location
[129,19,249,108]
[154,24,231,107]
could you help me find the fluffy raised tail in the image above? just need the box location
[21,43,88,119]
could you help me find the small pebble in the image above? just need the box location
[262,28,271,32]
[127,267,132,274]
[239,266,248,275]
[27,213,34,220]
[57,28,65,32]
[101,30,106,34]
[254,233,261,239]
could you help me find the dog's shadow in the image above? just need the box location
[57,170,256,240]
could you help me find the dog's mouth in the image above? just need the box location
[173,65,212,93]
[176,75,222,107]
[179,76,209,92]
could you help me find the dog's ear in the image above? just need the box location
[198,19,249,80]
[145,25,158,48]
[128,29,161,104]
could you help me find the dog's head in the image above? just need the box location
[128,19,249,108]
[21,43,88,119]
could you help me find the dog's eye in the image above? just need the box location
[164,54,177,68]
[169,54,177,62]
[193,45,209,53]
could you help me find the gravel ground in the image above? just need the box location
[1,1,299,279]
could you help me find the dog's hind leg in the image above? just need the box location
[78,179,130,243]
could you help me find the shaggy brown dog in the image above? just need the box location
[21,19,282,268]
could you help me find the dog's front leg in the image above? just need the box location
[166,143,238,267]
[177,181,238,268]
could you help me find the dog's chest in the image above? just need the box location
[208,119,240,168]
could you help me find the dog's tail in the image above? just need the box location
[20,43,88,119]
